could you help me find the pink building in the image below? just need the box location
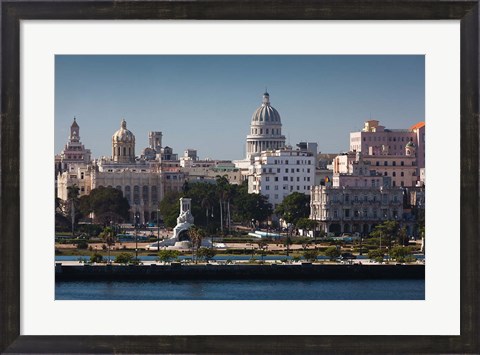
[350,120,425,170]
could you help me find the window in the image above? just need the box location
[345,194,350,202]
[274,177,278,181]
[285,168,289,173]
[345,209,350,217]
[290,177,294,181]
[384,161,388,166]
[376,161,379,166]
[400,172,404,177]
[401,161,404,166]
[133,185,140,204]
[274,185,279,190]
[296,177,300,182]
[334,210,338,218]
[265,177,270,182]
[392,172,396,177]
[392,161,396,166]
[142,186,149,204]
[265,185,270,190]
[307,168,310,173]
[283,176,288,181]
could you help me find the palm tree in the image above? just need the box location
[66,184,80,236]
[188,226,205,263]
[99,226,115,263]
[215,175,231,233]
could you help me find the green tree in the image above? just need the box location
[368,248,384,262]
[324,246,341,261]
[303,249,319,262]
[370,220,400,249]
[79,186,130,225]
[115,252,134,264]
[197,247,216,263]
[275,192,310,226]
[389,246,412,262]
[234,192,273,227]
[99,226,116,263]
[157,249,180,264]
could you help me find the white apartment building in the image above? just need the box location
[248,148,316,208]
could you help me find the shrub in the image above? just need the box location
[368,249,384,260]
[115,253,134,264]
[197,248,216,262]
[389,246,412,261]
[157,250,180,264]
[76,240,88,249]
[90,253,103,263]
[303,249,319,262]
[324,246,341,260]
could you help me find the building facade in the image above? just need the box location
[310,154,406,235]
[248,147,316,208]
[349,120,425,171]
[54,117,92,177]
[333,146,418,188]
[57,119,171,224]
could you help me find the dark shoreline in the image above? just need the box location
[55,263,425,281]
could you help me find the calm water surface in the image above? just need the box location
[56,279,424,300]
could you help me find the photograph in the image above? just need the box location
[54,55,426,300]
[2,1,478,353]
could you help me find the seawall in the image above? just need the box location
[55,263,425,281]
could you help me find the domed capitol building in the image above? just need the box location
[246,91,286,160]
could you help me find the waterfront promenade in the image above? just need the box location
[56,263,425,281]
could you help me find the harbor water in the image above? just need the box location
[55,278,424,300]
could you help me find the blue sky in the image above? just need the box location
[55,55,424,160]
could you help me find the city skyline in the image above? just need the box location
[55,55,425,160]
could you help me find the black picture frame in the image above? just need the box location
[1,1,478,353]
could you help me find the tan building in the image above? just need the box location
[57,119,180,224]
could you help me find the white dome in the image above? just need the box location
[112,119,135,142]
[251,92,281,124]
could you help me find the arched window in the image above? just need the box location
[142,186,149,204]
[133,185,140,204]
[123,147,126,156]
[124,186,131,203]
